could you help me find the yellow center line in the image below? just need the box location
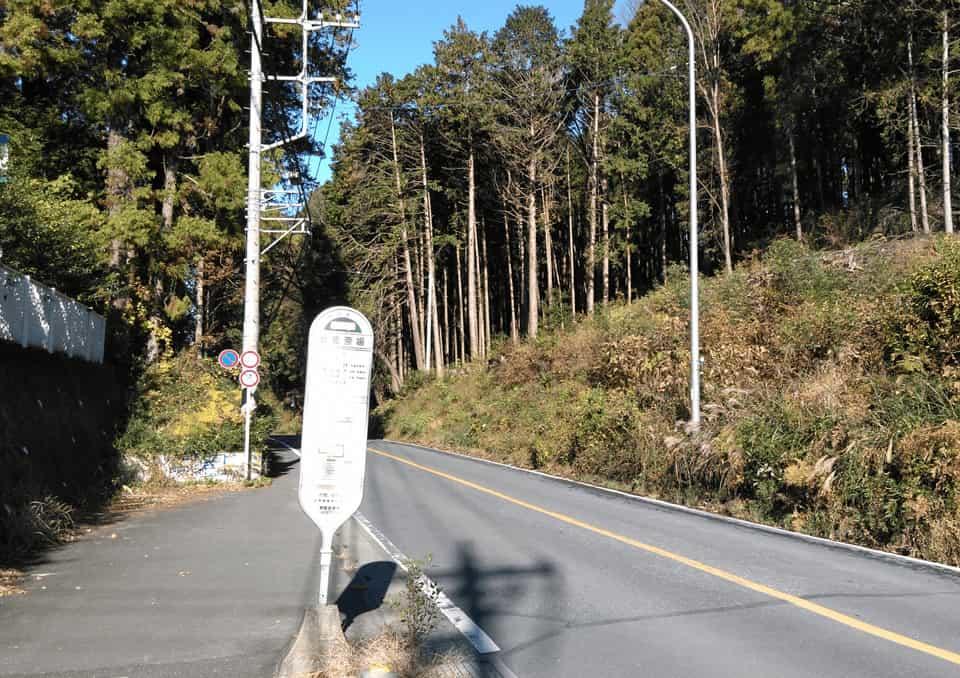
[369,446,960,667]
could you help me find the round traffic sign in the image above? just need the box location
[240,350,261,369]
[218,349,240,369]
[239,369,260,389]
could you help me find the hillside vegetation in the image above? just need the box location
[117,352,278,471]
[379,237,960,566]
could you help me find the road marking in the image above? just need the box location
[283,440,514,674]
[270,438,300,458]
[382,439,960,577]
[352,512,502,656]
[369,446,960,667]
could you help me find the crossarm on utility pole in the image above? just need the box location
[241,0,359,482]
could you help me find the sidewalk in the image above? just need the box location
[0,446,496,677]
[0,448,320,677]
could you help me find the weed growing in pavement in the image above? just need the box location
[389,557,441,644]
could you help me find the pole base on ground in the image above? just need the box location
[276,606,345,678]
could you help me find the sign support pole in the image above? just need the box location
[318,545,333,605]
[243,393,253,482]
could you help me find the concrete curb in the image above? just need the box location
[276,605,346,678]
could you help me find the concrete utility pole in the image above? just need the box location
[242,0,359,479]
[242,0,264,481]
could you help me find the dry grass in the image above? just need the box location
[0,568,25,597]
[313,628,469,678]
[107,480,261,515]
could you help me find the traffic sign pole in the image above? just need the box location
[236,350,260,480]
[299,307,374,606]
[243,395,253,481]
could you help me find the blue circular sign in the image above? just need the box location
[218,349,240,369]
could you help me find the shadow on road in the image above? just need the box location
[265,435,302,478]
[336,560,398,632]
[431,542,560,650]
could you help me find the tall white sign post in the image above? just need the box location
[299,306,374,605]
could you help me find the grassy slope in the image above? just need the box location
[378,236,960,566]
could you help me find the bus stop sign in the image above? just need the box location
[299,306,374,604]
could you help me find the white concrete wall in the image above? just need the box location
[0,264,105,363]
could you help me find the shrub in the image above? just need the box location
[1,496,76,558]
[777,299,860,370]
[395,412,431,438]
[398,369,431,397]
[763,238,847,304]
[117,351,276,464]
[494,341,545,388]
[708,266,759,323]
[734,396,838,518]
[883,236,960,371]
[665,425,745,503]
[652,264,691,314]
[569,388,644,481]
[832,450,904,547]
[867,374,960,436]
[591,329,687,419]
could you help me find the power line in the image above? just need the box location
[253,0,357,217]
[252,0,311,225]
[309,18,356,181]
[303,12,339,180]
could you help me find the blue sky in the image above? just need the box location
[306,0,633,184]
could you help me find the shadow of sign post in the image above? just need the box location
[336,560,398,632]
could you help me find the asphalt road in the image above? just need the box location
[361,440,960,678]
[0,445,326,678]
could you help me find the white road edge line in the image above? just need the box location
[277,439,516,674]
[374,439,960,578]
[270,437,300,458]
[352,512,509,659]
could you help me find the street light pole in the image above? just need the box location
[657,0,700,428]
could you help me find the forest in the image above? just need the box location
[320,0,960,402]
[0,0,958,401]
[0,0,353,399]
